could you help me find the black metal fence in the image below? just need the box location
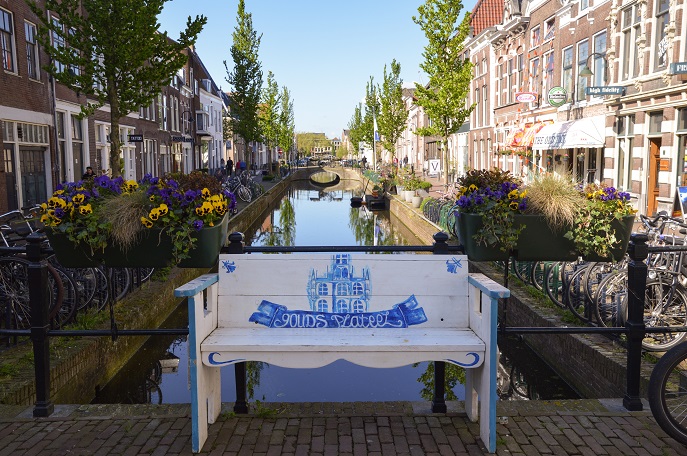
[0,231,679,418]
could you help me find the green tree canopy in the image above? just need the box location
[225,0,263,168]
[259,70,281,165]
[277,86,295,160]
[27,0,206,178]
[347,103,364,158]
[378,59,407,164]
[413,0,474,184]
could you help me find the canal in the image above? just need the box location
[93,180,579,405]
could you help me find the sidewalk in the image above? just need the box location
[0,399,682,455]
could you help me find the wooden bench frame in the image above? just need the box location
[175,233,509,453]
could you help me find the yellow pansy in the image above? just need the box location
[79,204,92,215]
[201,188,211,198]
[141,217,153,228]
[149,208,161,221]
[72,193,85,204]
[158,203,168,216]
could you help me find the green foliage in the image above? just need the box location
[277,86,295,157]
[378,59,407,159]
[0,364,19,379]
[226,0,263,167]
[362,77,380,150]
[413,0,474,183]
[524,173,584,232]
[259,71,281,157]
[27,0,206,177]
[253,400,281,418]
[347,104,364,158]
[415,362,465,401]
[564,184,636,259]
[296,132,330,157]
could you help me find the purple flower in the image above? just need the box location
[54,207,65,219]
[192,220,203,231]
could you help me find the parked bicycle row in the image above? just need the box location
[0,207,154,341]
[221,170,265,204]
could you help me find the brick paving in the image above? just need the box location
[0,400,684,455]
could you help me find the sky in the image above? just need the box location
[158,0,475,140]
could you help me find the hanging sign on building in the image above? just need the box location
[585,86,625,96]
[670,62,687,74]
[128,134,143,142]
[547,87,567,107]
[515,92,538,103]
[172,135,193,143]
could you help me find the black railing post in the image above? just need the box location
[228,232,248,413]
[27,233,54,417]
[432,231,448,413]
[624,233,648,411]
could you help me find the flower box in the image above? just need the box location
[456,213,634,262]
[46,213,228,269]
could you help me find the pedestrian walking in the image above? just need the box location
[82,166,95,179]
[226,158,234,177]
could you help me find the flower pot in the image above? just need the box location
[404,190,414,202]
[46,213,228,268]
[412,195,423,208]
[456,213,635,262]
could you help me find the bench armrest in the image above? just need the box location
[174,274,219,297]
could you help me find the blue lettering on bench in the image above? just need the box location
[221,260,236,273]
[249,295,427,328]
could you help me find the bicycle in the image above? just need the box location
[648,340,687,445]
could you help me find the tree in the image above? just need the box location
[413,0,474,184]
[27,0,206,178]
[361,78,380,165]
[336,143,350,160]
[378,59,407,167]
[225,0,263,168]
[296,132,328,157]
[277,86,295,162]
[347,104,364,159]
[258,71,281,169]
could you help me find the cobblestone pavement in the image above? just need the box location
[0,400,683,455]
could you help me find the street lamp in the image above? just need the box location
[579,52,608,84]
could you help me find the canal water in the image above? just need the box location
[93,180,579,405]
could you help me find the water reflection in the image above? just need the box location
[93,182,578,404]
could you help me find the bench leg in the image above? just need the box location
[431,361,447,413]
[190,360,221,453]
[464,367,478,422]
[234,362,248,413]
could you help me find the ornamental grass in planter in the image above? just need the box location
[454,169,636,262]
[40,171,237,268]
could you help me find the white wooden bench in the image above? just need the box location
[175,250,508,453]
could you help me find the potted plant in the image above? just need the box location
[40,172,237,268]
[454,169,636,261]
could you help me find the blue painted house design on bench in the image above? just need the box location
[248,254,428,329]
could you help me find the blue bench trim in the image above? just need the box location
[468,275,510,299]
[174,274,218,297]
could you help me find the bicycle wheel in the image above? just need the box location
[529,261,550,291]
[648,341,687,445]
[594,271,627,327]
[104,267,131,302]
[0,257,53,329]
[565,267,595,322]
[544,262,572,309]
[237,185,252,203]
[511,260,534,285]
[48,265,78,328]
[643,281,687,352]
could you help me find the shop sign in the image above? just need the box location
[515,92,538,103]
[585,86,625,96]
[128,134,143,142]
[547,87,567,107]
[172,135,193,143]
[670,62,687,74]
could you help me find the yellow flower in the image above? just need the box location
[195,201,213,216]
[201,188,211,198]
[140,217,153,228]
[48,197,66,209]
[79,204,92,215]
[40,203,48,212]
[72,193,85,204]
[149,208,161,221]
[520,190,527,198]
[158,203,168,216]
[509,201,519,210]
[124,180,138,192]
[508,189,519,200]
[54,189,64,195]
[468,184,478,192]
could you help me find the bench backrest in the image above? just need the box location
[216,253,469,330]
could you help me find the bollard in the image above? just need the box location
[624,233,648,411]
[26,232,54,417]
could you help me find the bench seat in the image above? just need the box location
[201,328,485,368]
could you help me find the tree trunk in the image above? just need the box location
[442,138,449,186]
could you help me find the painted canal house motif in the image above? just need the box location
[248,254,428,329]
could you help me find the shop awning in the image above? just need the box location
[504,127,525,148]
[532,116,606,150]
[520,122,551,147]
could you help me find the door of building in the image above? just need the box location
[3,145,18,211]
[20,147,47,208]
[648,138,662,216]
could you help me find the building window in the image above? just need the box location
[543,18,555,43]
[496,62,503,107]
[621,4,641,80]
[617,115,635,192]
[67,27,79,76]
[679,108,687,132]
[72,114,85,177]
[591,31,607,90]
[25,22,39,79]
[529,57,540,93]
[352,299,364,313]
[316,299,328,313]
[562,46,573,100]
[507,58,514,103]
[317,283,328,295]
[0,8,15,72]
[517,53,524,91]
[51,17,65,73]
[337,300,349,313]
[336,283,349,295]
[56,112,67,182]
[530,26,540,48]
[655,0,669,69]
[649,111,663,134]
[580,0,590,11]
[543,51,554,99]
[482,84,488,126]
[576,40,589,102]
